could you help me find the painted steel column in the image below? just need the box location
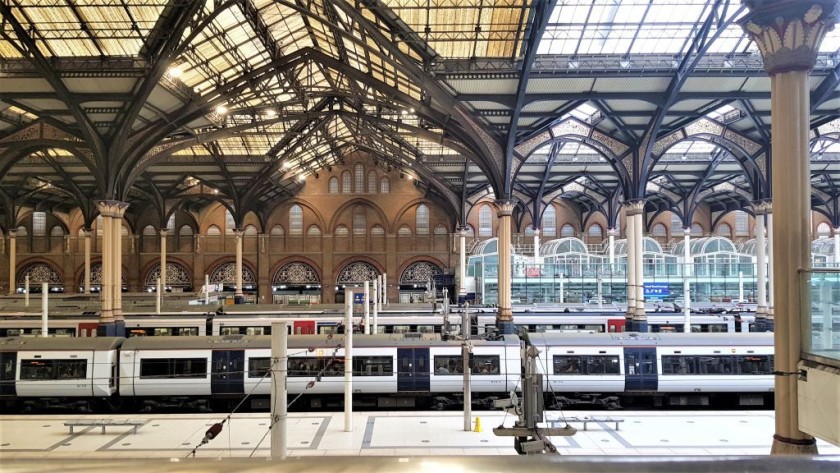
[683,228,691,333]
[459,226,468,300]
[96,203,113,335]
[363,281,370,334]
[270,321,288,460]
[113,208,126,337]
[383,273,388,305]
[608,228,616,270]
[372,279,378,334]
[344,291,353,432]
[741,0,837,455]
[83,228,92,294]
[7,230,15,294]
[495,200,516,334]
[633,204,646,331]
[159,229,167,300]
[624,205,636,330]
[533,228,541,265]
[41,282,48,337]
[234,229,244,300]
[767,209,775,330]
[754,202,769,331]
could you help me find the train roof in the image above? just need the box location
[526,332,774,347]
[120,334,519,351]
[0,336,124,351]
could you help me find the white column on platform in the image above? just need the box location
[159,229,167,297]
[344,291,353,432]
[382,273,388,305]
[533,228,541,265]
[634,208,645,318]
[754,203,768,324]
[372,280,379,334]
[100,211,113,324]
[834,228,840,267]
[363,281,370,334]
[624,207,636,317]
[270,321,288,460]
[41,282,49,337]
[767,210,774,318]
[683,228,691,333]
[83,228,92,294]
[7,230,16,294]
[608,228,616,269]
[114,212,125,322]
[234,229,244,299]
[459,227,468,299]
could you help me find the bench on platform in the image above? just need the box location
[64,419,145,435]
[552,416,624,431]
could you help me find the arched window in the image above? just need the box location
[716,223,732,237]
[398,225,412,237]
[225,209,236,235]
[690,223,703,236]
[207,225,221,235]
[651,223,667,237]
[335,225,349,236]
[416,204,429,235]
[307,225,321,236]
[121,225,129,236]
[368,171,377,194]
[670,214,683,235]
[464,225,475,237]
[16,225,27,236]
[329,177,339,194]
[588,224,603,237]
[342,171,352,193]
[355,164,364,193]
[270,225,285,236]
[524,224,534,237]
[371,225,385,236]
[244,225,258,235]
[166,214,175,231]
[179,225,193,236]
[817,222,831,237]
[478,205,492,237]
[434,224,448,235]
[352,206,366,236]
[142,225,156,236]
[735,210,749,235]
[560,224,574,237]
[289,205,303,235]
[380,177,390,194]
[543,206,557,237]
[50,225,64,237]
[32,211,46,236]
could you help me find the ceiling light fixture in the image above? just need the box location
[167,66,182,78]
[215,105,228,115]
[266,109,277,117]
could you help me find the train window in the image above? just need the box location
[178,327,199,336]
[354,357,393,376]
[153,328,173,336]
[220,327,241,335]
[287,357,343,377]
[734,355,773,375]
[553,355,619,375]
[417,325,435,334]
[697,356,733,374]
[392,325,410,334]
[246,327,265,336]
[661,356,696,375]
[139,358,207,378]
[248,358,272,377]
[20,359,87,380]
[434,355,499,375]
[110,364,116,388]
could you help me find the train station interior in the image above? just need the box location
[1,0,840,470]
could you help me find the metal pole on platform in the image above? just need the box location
[25,275,29,307]
[344,291,353,432]
[41,282,49,337]
[205,274,210,305]
[372,280,379,335]
[463,343,471,431]
[155,277,161,314]
[559,276,565,304]
[363,281,370,334]
[596,274,603,309]
[738,270,744,302]
[383,274,387,305]
[270,321,288,460]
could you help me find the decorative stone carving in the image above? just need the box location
[273,262,320,284]
[210,262,256,285]
[740,1,839,74]
[336,262,380,284]
[515,131,551,159]
[495,200,517,217]
[400,262,442,284]
[95,200,129,218]
[551,118,590,138]
[42,123,83,143]
[623,200,645,216]
[19,263,62,286]
[591,130,629,156]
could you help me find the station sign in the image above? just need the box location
[643,282,670,297]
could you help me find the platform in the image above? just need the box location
[1,410,839,459]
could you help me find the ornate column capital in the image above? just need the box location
[233,228,244,239]
[740,1,839,74]
[684,227,692,236]
[494,199,516,217]
[752,200,772,215]
[622,200,646,216]
[532,227,541,237]
[7,229,16,238]
[82,227,93,236]
[159,228,168,237]
[607,227,619,236]
[457,225,471,236]
[95,200,130,218]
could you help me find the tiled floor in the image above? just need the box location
[1,410,838,459]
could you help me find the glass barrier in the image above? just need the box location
[801,269,840,365]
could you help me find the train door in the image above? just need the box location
[0,352,16,396]
[607,318,626,333]
[79,323,99,337]
[624,347,658,391]
[294,320,316,335]
[211,350,245,395]
[397,348,430,392]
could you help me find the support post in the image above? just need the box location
[270,321,288,460]
[363,281,370,334]
[633,206,646,330]
[83,228,91,294]
[495,200,516,333]
[7,230,15,295]
[608,227,616,270]
[740,1,837,454]
[344,290,353,432]
[596,275,603,309]
[559,276,565,304]
[459,226,468,302]
[754,202,769,331]
[383,273,387,305]
[767,209,775,331]
[24,275,29,307]
[234,229,244,303]
[624,204,636,330]
[156,277,162,314]
[372,280,378,334]
[684,228,691,333]
[159,229,167,301]
[463,343,472,431]
[41,282,48,337]
[205,274,210,305]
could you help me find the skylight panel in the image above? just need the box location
[821,29,840,53]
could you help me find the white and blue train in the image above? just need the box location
[0,332,774,411]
